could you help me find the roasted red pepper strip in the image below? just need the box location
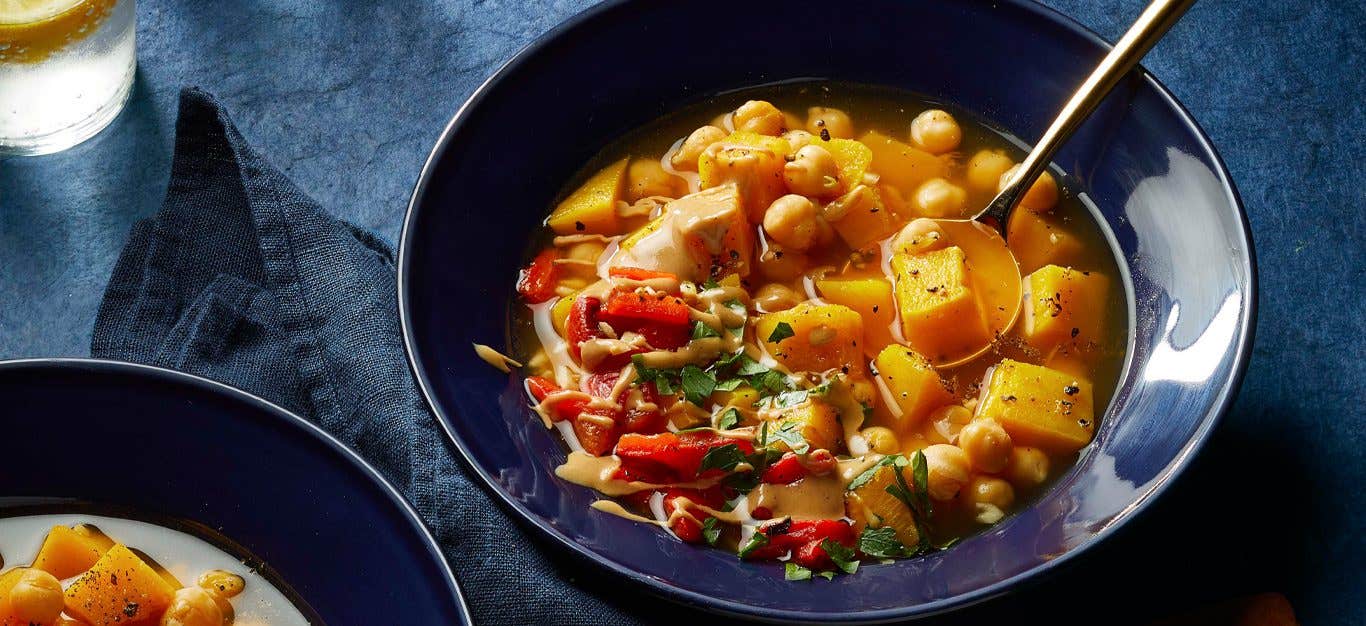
[602,290,691,326]
[565,295,603,361]
[624,487,726,543]
[579,371,666,436]
[524,376,585,422]
[742,518,856,570]
[622,381,667,434]
[608,266,681,283]
[516,249,558,303]
[760,452,807,485]
[573,409,618,456]
[598,290,692,350]
[613,431,755,483]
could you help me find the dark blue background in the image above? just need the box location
[1,1,1361,623]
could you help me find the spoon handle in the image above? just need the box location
[980,0,1197,224]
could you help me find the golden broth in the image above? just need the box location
[510,81,1127,550]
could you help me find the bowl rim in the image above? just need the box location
[397,0,1258,621]
[0,357,475,626]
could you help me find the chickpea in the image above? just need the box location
[929,404,973,443]
[860,426,900,454]
[909,109,962,154]
[782,129,816,153]
[161,587,224,626]
[763,194,825,251]
[733,100,785,135]
[754,282,801,313]
[758,245,808,282]
[197,569,246,598]
[998,164,1060,211]
[627,159,685,200]
[9,568,63,624]
[912,178,967,218]
[806,107,854,139]
[921,444,971,501]
[672,125,727,172]
[1003,446,1051,488]
[958,418,1013,473]
[891,218,948,255]
[962,475,1015,510]
[782,111,805,133]
[783,144,841,197]
[966,149,1014,192]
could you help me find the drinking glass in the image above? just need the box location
[0,0,136,156]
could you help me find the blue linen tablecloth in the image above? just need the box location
[1,1,1362,623]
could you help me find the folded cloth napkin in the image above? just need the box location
[92,87,698,626]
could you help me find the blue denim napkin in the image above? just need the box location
[91,87,675,626]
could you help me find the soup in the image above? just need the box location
[491,83,1126,579]
[0,513,314,625]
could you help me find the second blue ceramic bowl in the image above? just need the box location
[0,359,472,625]
[399,0,1256,621]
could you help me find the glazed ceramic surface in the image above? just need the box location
[399,0,1255,620]
[0,359,472,626]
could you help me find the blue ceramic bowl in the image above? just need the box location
[399,0,1255,621]
[0,359,472,625]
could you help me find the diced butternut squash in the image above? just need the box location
[64,544,176,626]
[860,130,946,195]
[1007,208,1084,274]
[551,291,578,338]
[756,302,864,375]
[816,276,896,358]
[891,246,991,363]
[698,131,790,222]
[771,398,842,453]
[845,462,920,548]
[1022,265,1110,352]
[32,525,114,580]
[976,359,1095,454]
[809,136,873,192]
[712,386,760,413]
[872,345,953,431]
[1043,344,1092,381]
[547,157,629,235]
[824,184,898,249]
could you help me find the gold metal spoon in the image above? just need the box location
[979,0,1198,225]
[927,0,1197,368]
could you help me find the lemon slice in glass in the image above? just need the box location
[0,0,85,25]
[0,0,114,63]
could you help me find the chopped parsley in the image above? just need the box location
[697,443,747,473]
[692,320,722,339]
[761,421,810,454]
[702,517,722,546]
[714,377,744,392]
[885,449,935,553]
[845,454,908,491]
[718,407,741,430]
[680,364,716,406]
[784,562,813,581]
[766,321,795,343]
[632,355,680,395]
[821,539,859,575]
[858,527,912,558]
[737,531,769,558]
[769,382,830,408]
[734,354,769,376]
